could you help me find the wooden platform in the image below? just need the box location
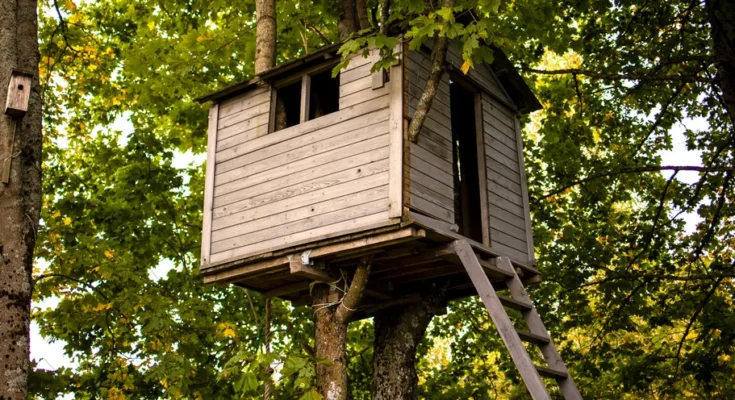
[200,213,541,317]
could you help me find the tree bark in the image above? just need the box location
[0,0,42,398]
[355,0,371,31]
[407,0,454,143]
[371,285,448,400]
[312,256,372,400]
[707,0,735,128]
[338,0,358,40]
[255,0,276,74]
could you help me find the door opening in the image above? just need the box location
[450,80,483,243]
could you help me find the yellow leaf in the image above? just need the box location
[64,217,72,226]
[196,35,209,42]
[461,61,470,75]
[94,303,112,311]
[65,0,76,10]
[147,20,155,30]
[222,328,236,338]
[104,250,115,259]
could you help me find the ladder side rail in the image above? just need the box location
[496,256,584,400]
[452,241,551,400]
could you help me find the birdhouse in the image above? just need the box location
[5,70,32,118]
[198,40,543,310]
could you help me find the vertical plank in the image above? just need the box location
[453,241,551,400]
[300,75,311,124]
[372,70,385,89]
[475,93,490,246]
[268,86,277,133]
[388,42,404,218]
[201,104,219,266]
[497,257,583,400]
[513,115,536,262]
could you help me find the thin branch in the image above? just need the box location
[522,67,711,83]
[537,165,734,202]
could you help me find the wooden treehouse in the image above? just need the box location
[198,41,583,399]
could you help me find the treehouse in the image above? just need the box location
[198,41,583,399]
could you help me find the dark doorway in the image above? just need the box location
[449,80,483,242]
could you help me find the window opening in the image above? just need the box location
[274,81,302,132]
[309,69,340,120]
[450,80,483,243]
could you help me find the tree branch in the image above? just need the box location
[537,165,734,202]
[522,67,711,83]
[335,255,373,323]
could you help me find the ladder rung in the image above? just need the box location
[515,329,550,345]
[477,258,514,279]
[497,295,533,311]
[535,365,568,379]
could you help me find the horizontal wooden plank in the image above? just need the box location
[407,80,451,110]
[490,217,528,243]
[409,181,454,213]
[488,203,526,230]
[213,163,389,225]
[484,123,517,151]
[490,240,530,263]
[218,101,271,130]
[211,201,390,254]
[483,96,516,126]
[218,87,270,120]
[410,167,454,200]
[408,98,451,130]
[216,123,269,152]
[406,67,450,98]
[410,153,453,187]
[487,149,520,174]
[486,157,522,184]
[340,61,374,85]
[225,95,389,160]
[486,166,523,195]
[218,113,270,140]
[212,185,389,242]
[340,75,373,97]
[210,211,393,263]
[488,191,525,219]
[410,194,454,224]
[487,180,523,205]
[216,123,389,185]
[483,107,515,135]
[216,108,389,165]
[484,135,518,163]
[490,228,528,254]
[343,50,378,71]
[214,146,388,207]
[339,86,390,109]
[411,137,452,164]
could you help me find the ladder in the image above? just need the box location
[452,240,583,400]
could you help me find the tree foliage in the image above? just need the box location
[31,0,734,398]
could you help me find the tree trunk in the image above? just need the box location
[255,0,276,74]
[0,0,42,398]
[312,256,372,400]
[355,0,371,31]
[371,285,448,400]
[707,0,735,127]
[338,0,358,40]
[407,0,455,143]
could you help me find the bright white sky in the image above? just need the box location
[30,112,709,376]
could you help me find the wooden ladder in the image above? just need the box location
[452,240,583,400]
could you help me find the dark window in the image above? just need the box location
[309,70,340,120]
[274,81,302,132]
[450,80,483,243]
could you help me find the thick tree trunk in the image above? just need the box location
[0,0,42,398]
[407,0,455,143]
[255,0,276,74]
[371,286,448,400]
[707,0,735,127]
[312,256,372,400]
[338,0,358,40]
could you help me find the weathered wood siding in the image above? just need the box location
[481,93,532,262]
[206,51,394,265]
[406,43,534,263]
[405,49,456,225]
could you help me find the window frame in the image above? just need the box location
[268,60,340,133]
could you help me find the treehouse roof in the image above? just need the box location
[198,43,541,113]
